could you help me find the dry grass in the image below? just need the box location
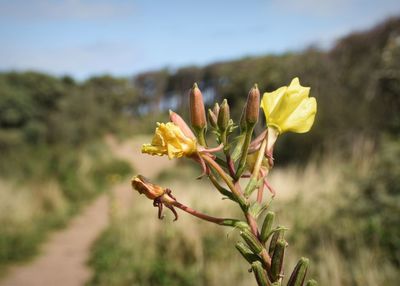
[89,138,399,285]
[0,179,68,231]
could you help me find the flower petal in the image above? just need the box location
[142,122,197,159]
[261,86,287,121]
[270,79,310,125]
[280,97,317,133]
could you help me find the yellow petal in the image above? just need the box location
[280,97,317,133]
[142,122,197,159]
[260,77,316,134]
[287,77,310,99]
[261,86,287,120]
[271,81,310,125]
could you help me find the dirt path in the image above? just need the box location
[0,135,173,286]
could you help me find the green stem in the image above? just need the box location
[220,129,237,178]
[208,173,235,201]
[196,128,207,147]
[236,124,255,179]
[201,154,247,210]
[251,138,267,180]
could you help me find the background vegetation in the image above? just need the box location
[0,73,133,271]
[0,17,399,285]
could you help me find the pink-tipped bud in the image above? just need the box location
[245,84,260,126]
[169,110,196,139]
[189,83,207,131]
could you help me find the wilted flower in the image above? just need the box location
[132,175,178,220]
[142,122,197,159]
[261,78,317,134]
[132,175,165,200]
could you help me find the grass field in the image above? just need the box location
[87,137,400,285]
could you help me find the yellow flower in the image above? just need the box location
[142,122,197,159]
[261,78,317,134]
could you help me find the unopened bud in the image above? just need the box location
[218,99,230,131]
[208,109,218,128]
[269,227,285,256]
[260,212,275,243]
[251,261,270,286]
[235,242,260,264]
[270,239,287,282]
[240,230,264,254]
[213,102,220,117]
[189,83,207,131]
[287,257,309,286]
[245,84,260,126]
[169,110,195,139]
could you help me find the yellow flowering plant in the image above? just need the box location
[133,80,318,286]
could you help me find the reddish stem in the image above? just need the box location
[246,212,260,238]
[226,154,236,179]
[172,201,226,225]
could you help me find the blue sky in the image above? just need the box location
[0,0,399,79]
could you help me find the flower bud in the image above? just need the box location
[260,211,275,243]
[240,230,264,254]
[270,239,287,282]
[235,242,260,264]
[268,227,285,256]
[245,84,260,126]
[213,102,220,117]
[251,261,270,286]
[169,110,195,139]
[217,99,230,131]
[208,109,218,128]
[287,257,309,286]
[189,83,207,131]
